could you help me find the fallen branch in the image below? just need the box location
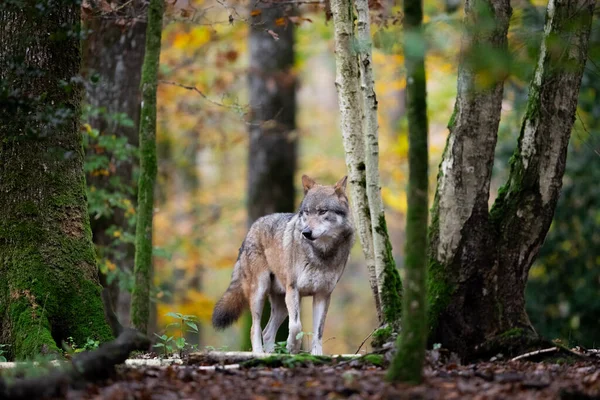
[188,351,360,366]
[510,347,559,362]
[355,328,377,354]
[0,329,150,400]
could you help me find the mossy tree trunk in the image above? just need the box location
[429,0,594,360]
[241,2,298,349]
[131,0,164,334]
[0,0,113,359]
[389,0,429,383]
[83,0,147,328]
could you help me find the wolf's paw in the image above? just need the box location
[311,346,323,356]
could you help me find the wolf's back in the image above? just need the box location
[212,262,247,329]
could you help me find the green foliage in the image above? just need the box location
[153,333,175,357]
[62,336,100,356]
[526,139,600,347]
[82,105,138,291]
[0,344,8,362]
[155,311,200,357]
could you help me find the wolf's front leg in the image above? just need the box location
[285,285,302,353]
[311,293,331,355]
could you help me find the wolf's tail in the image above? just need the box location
[212,262,247,329]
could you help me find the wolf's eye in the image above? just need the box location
[318,209,327,216]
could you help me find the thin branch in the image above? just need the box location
[159,80,247,114]
[510,347,558,361]
[355,328,377,354]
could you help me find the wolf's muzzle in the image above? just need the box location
[302,227,315,241]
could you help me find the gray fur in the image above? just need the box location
[211,175,355,355]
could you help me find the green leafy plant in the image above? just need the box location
[155,311,201,357]
[274,341,289,355]
[153,333,175,357]
[0,344,8,362]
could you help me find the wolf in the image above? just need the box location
[211,174,355,355]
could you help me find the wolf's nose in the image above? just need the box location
[302,228,313,240]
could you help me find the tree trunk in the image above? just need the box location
[0,0,113,359]
[389,0,428,383]
[247,3,297,226]
[241,2,299,348]
[330,0,382,324]
[131,0,164,334]
[83,0,147,328]
[355,0,402,328]
[429,0,594,359]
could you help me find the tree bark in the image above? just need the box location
[242,2,299,348]
[330,0,382,324]
[355,0,402,327]
[0,0,113,359]
[83,0,147,329]
[489,0,595,344]
[389,0,428,383]
[131,0,164,334]
[247,3,297,226]
[429,0,594,359]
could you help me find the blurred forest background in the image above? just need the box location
[84,0,600,355]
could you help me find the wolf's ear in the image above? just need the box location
[302,175,316,194]
[334,175,348,195]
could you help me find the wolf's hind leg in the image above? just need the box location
[262,294,288,353]
[311,293,331,355]
[285,286,302,353]
[249,275,269,353]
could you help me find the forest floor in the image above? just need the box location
[62,352,600,400]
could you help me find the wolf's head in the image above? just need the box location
[298,175,353,244]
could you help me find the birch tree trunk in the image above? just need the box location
[131,0,164,334]
[355,0,401,326]
[330,0,382,322]
[389,0,428,383]
[429,0,594,359]
[0,0,113,359]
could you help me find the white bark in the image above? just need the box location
[330,0,382,321]
[433,0,511,266]
[355,0,387,314]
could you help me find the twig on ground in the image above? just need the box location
[510,347,559,362]
[355,328,377,354]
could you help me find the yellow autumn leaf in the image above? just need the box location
[382,186,407,213]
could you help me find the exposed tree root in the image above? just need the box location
[471,329,588,363]
[0,329,150,400]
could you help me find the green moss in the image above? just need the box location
[10,300,59,360]
[375,214,403,328]
[131,0,164,333]
[447,101,459,130]
[240,354,334,368]
[426,194,455,335]
[499,328,524,339]
[371,326,393,348]
[362,354,385,367]
[0,3,113,358]
[427,259,454,335]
